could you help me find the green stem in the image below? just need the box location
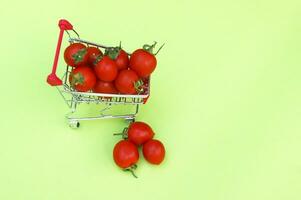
[105,46,121,60]
[134,80,144,94]
[143,41,157,54]
[94,54,103,65]
[113,128,128,139]
[154,43,165,55]
[123,164,138,178]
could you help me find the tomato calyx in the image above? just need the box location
[123,164,138,178]
[134,79,144,94]
[93,54,103,65]
[105,46,121,60]
[142,41,165,55]
[72,48,87,64]
[105,41,129,60]
[70,73,84,88]
[114,127,128,139]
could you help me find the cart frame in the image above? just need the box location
[53,31,150,128]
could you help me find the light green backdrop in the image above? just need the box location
[1,0,301,199]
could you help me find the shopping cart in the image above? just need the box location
[47,19,150,128]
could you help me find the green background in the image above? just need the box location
[1,0,301,199]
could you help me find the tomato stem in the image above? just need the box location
[143,41,165,55]
[113,128,128,139]
[123,164,138,178]
[94,54,103,65]
[134,80,144,94]
[154,43,165,56]
[143,41,157,54]
[105,46,121,60]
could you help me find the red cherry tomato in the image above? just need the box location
[94,56,118,82]
[115,49,129,70]
[69,66,96,92]
[87,47,103,65]
[143,139,165,165]
[64,43,88,67]
[128,122,154,145]
[129,49,157,78]
[113,140,139,169]
[115,69,140,94]
[92,80,118,94]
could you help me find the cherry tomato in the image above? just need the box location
[69,66,96,92]
[128,122,154,145]
[64,43,88,67]
[92,80,118,94]
[129,49,157,78]
[143,139,165,165]
[113,140,139,169]
[115,69,141,94]
[86,46,103,65]
[115,49,129,70]
[105,47,129,70]
[94,56,118,82]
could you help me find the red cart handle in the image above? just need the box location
[47,19,73,86]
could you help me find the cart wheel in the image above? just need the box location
[69,120,80,128]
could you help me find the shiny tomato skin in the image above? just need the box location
[115,49,129,70]
[113,140,139,169]
[143,139,165,165]
[92,80,118,94]
[115,69,139,94]
[129,49,157,78]
[69,66,96,92]
[64,43,88,67]
[94,56,118,82]
[87,47,103,65]
[128,122,154,146]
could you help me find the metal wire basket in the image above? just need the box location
[47,19,150,128]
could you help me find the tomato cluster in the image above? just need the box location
[64,42,160,94]
[64,42,165,178]
[113,121,166,178]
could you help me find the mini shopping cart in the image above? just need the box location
[47,19,150,128]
